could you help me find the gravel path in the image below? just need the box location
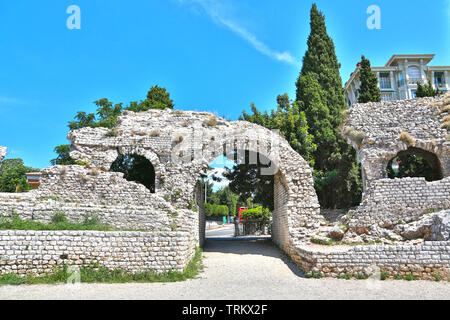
[0,239,449,300]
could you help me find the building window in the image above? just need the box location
[408,67,421,83]
[411,90,417,99]
[397,72,405,87]
[381,93,393,101]
[379,73,391,89]
[434,72,445,87]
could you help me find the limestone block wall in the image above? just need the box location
[0,165,188,232]
[348,177,450,229]
[0,230,193,276]
[344,95,450,189]
[291,241,450,280]
[272,171,290,250]
[67,109,323,245]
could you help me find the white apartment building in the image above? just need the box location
[344,54,450,106]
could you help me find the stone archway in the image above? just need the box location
[67,110,323,253]
[194,148,292,251]
[386,146,444,181]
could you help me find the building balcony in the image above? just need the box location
[407,78,423,85]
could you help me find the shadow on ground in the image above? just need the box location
[203,238,305,278]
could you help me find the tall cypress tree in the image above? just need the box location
[296,4,362,208]
[358,55,381,103]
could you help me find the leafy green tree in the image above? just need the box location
[416,81,441,98]
[51,145,76,166]
[223,151,274,211]
[52,85,175,166]
[295,4,362,208]
[127,85,175,112]
[241,206,272,224]
[387,155,437,181]
[358,55,381,103]
[240,94,316,166]
[110,154,156,192]
[0,159,39,193]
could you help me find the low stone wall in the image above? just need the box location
[0,230,195,276]
[348,177,450,230]
[290,241,450,280]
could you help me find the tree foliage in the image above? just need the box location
[416,81,441,98]
[294,4,362,208]
[110,154,156,192]
[240,94,316,167]
[52,85,175,165]
[0,159,39,193]
[51,145,76,166]
[357,55,381,103]
[204,203,229,218]
[387,155,436,181]
[241,206,272,223]
[223,151,275,211]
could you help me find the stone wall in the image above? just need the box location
[344,94,450,189]
[341,94,450,242]
[291,241,450,280]
[0,165,189,232]
[0,230,193,276]
[64,109,322,245]
[0,109,322,278]
[348,177,450,230]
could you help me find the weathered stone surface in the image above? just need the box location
[428,211,450,241]
[0,109,323,277]
[328,227,345,241]
[344,93,450,189]
[0,230,193,276]
[342,93,450,241]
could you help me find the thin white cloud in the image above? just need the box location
[178,0,298,65]
[0,96,23,105]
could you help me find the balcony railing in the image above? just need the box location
[408,78,423,85]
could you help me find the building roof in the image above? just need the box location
[385,54,435,67]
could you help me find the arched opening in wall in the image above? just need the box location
[386,147,443,182]
[195,149,292,252]
[109,153,156,192]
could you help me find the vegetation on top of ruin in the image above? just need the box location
[0,212,114,232]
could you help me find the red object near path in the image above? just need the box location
[237,207,248,221]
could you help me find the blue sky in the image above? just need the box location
[0,0,449,169]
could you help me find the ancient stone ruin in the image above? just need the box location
[341,94,450,244]
[0,93,449,280]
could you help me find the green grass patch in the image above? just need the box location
[0,248,203,286]
[0,213,114,232]
[380,271,390,280]
[404,273,420,281]
[338,273,352,280]
[305,272,323,279]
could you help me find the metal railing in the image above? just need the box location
[234,220,271,236]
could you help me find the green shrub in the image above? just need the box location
[204,203,229,217]
[241,206,272,223]
[51,211,67,224]
[404,273,420,281]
